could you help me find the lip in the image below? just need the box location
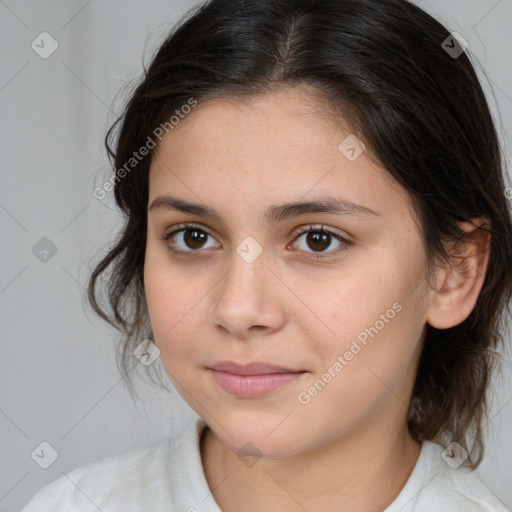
[210,361,301,375]
[209,361,307,398]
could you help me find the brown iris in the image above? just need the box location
[306,231,330,252]
[183,229,207,250]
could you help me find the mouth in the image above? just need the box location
[210,361,303,375]
[209,361,307,398]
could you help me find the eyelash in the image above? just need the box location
[160,222,352,260]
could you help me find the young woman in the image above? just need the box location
[22,0,512,510]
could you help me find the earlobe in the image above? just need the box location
[426,218,491,329]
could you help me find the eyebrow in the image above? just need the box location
[148,194,380,224]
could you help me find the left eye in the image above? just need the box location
[161,223,350,258]
[292,226,349,257]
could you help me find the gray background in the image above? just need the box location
[0,1,511,511]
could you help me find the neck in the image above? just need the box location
[200,406,421,512]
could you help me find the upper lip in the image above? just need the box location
[210,361,304,375]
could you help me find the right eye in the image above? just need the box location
[161,223,221,255]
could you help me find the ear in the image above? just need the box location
[426,217,491,329]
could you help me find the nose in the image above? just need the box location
[208,248,286,340]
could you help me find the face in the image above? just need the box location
[144,86,433,458]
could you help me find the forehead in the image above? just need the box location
[153,87,349,157]
[148,88,411,221]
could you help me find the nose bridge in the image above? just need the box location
[209,240,283,335]
[220,241,269,305]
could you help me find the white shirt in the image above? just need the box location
[21,417,509,511]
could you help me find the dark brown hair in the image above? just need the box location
[87,0,512,468]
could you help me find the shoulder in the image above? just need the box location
[21,433,176,511]
[387,440,510,512]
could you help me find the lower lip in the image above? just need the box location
[211,370,305,397]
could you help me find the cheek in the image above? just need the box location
[143,252,205,365]
[300,258,425,395]
[296,306,422,442]
[304,267,400,354]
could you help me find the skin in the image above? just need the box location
[143,86,490,511]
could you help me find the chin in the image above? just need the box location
[211,411,308,459]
